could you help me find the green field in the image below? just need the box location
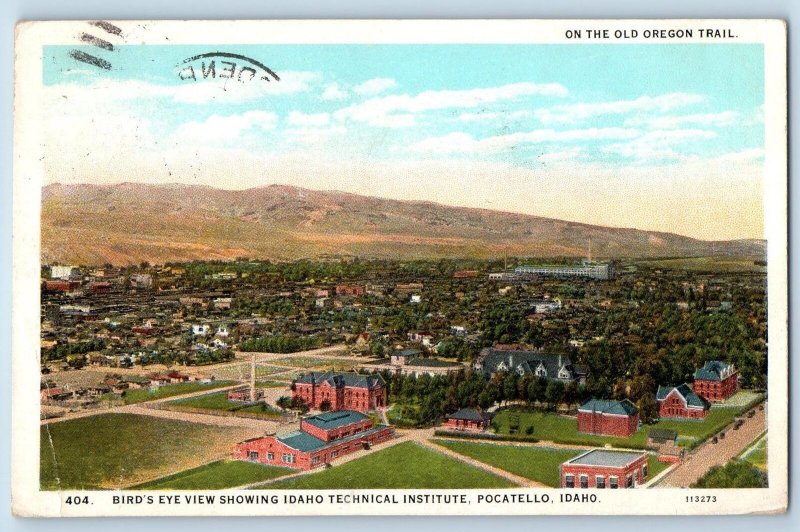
[741,435,767,471]
[433,440,582,487]
[133,460,292,490]
[169,391,284,416]
[493,406,752,449]
[256,442,515,489]
[270,356,360,369]
[433,440,671,487]
[116,380,234,405]
[633,256,766,273]
[40,414,240,489]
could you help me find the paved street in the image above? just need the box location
[657,403,766,487]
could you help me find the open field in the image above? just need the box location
[270,356,362,370]
[740,435,767,471]
[433,440,583,487]
[40,413,254,489]
[433,440,671,487]
[168,391,284,417]
[133,460,292,490]
[113,381,235,405]
[256,441,515,489]
[632,255,766,273]
[493,401,759,449]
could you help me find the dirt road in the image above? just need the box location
[657,403,766,488]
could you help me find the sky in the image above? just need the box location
[42,44,765,241]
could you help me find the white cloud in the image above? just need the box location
[458,110,530,122]
[174,111,278,143]
[602,129,717,160]
[713,148,765,162]
[353,77,398,95]
[627,111,739,129]
[535,93,705,125]
[335,82,568,128]
[408,127,639,154]
[538,147,585,163]
[321,83,348,101]
[287,111,331,127]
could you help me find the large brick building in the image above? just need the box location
[293,372,386,412]
[656,384,709,419]
[473,348,588,384]
[233,410,394,470]
[693,360,739,402]
[577,399,639,437]
[560,449,650,489]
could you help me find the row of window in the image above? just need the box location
[565,466,647,489]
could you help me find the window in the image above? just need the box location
[580,475,588,489]
[311,456,320,465]
[248,451,258,461]
[610,476,619,489]
[266,452,274,460]
[331,450,338,458]
[642,464,648,478]
[626,474,634,488]
[596,476,606,489]
[564,475,574,488]
[282,453,295,464]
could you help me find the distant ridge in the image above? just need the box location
[41,183,765,266]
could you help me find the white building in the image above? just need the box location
[50,265,78,280]
[192,324,210,336]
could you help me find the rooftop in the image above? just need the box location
[303,410,368,430]
[578,399,638,416]
[566,449,647,468]
[279,424,389,452]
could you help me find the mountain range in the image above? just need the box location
[41,183,765,266]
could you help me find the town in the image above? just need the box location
[39,255,768,491]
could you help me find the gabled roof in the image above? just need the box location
[656,384,709,409]
[296,371,385,389]
[303,410,368,430]
[578,399,638,416]
[693,360,735,381]
[447,408,487,421]
[477,348,574,380]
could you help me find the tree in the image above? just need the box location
[319,399,332,412]
[545,380,565,410]
[692,461,767,488]
[637,393,659,425]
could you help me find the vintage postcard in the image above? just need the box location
[12,19,787,516]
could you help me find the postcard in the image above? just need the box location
[12,19,787,516]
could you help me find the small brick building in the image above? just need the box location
[656,384,709,419]
[577,399,639,437]
[560,449,650,489]
[442,408,491,431]
[293,372,386,412]
[232,410,394,470]
[693,360,739,402]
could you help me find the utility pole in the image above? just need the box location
[250,353,256,402]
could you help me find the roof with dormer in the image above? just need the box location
[693,360,736,381]
[295,371,385,389]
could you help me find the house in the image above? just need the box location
[213,297,233,310]
[130,273,153,288]
[40,387,73,403]
[335,284,365,297]
[50,265,79,280]
[452,270,479,278]
[577,399,639,437]
[560,449,650,489]
[656,384,709,419]
[43,280,81,293]
[192,324,210,336]
[233,410,394,470]
[227,387,265,402]
[409,294,422,304]
[442,408,491,431]
[390,349,422,366]
[90,282,111,294]
[407,331,435,347]
[167,371,190,383]
[530,298,562,314]
[693,360,739,402]
[216,325,230,337]
[474,348,585,383]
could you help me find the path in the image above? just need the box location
[657,403,766,488]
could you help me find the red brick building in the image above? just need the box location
[693,360,739,402]
[232,410,394,470]
[335,284,365,297]
[656,384,709,419]
[560,449,650,489]
[577,399,639,437]
[442,408,491,431]
[293,372,386,412]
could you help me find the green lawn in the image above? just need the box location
[741,436,767,471]
[434,440,670,487]
[493,406,752,449]
[118,380,234,405]
[133,460,292,490]
[40,414,238,490]
[169,391,284,416]
[434,440,583,487]
[255,442,515,489]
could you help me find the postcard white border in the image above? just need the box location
[12,19,788,517]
